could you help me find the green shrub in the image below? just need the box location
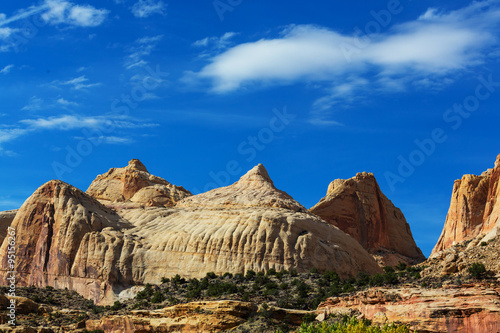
[395,262,407,271]
[161,277,170,284]
[290,268,298,277]
[468,262,487,279]
[223,272,233,279]
[245,270,256,280]
[370,273,385,286]
[296,316,410,332]
[151,291,165,303]
[309,267,319,274]
[136,284,154,300]
[110,301,123,311]
[302,312,316,323]
[267,268,277,276]
[356,272,370,287]
[172,274,186,285]
[480,241,488,246]
[206,272,217,279]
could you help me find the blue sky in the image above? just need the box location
[1,0,500,256]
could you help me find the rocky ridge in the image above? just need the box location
[0,160,382,305]
[310,172,425,266]
[431,154,500,256]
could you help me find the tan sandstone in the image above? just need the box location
[86,159,191,207]
[317,284,500,333]
[0,163,381,305]
[431,154,500,256]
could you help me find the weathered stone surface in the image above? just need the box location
[310,172,425,266]
[85,300,257,333]
[317,284,500,333]
[86,159,191,207]
[432,154,500,256]
[0,210,17,246]
[0,180,132,303]
[0,163,381,305]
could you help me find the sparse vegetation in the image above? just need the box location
[295,316,411,333]
[468,262,487,279]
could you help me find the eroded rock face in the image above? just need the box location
[317,284,500,333]
[86,301,257,333]
[431,154,500,256]
[0,180,134,303]
[86,159,191,207]
[310,172,425,266]
[0,163,381,305]
[0,210,17,245]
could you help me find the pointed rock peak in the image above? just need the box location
[238,164,274,185]
[127,159,148,172]
[327,172,377,196]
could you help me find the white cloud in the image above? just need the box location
[0,64,14,74]
[0,114,158,154]
[67,5,109,27]
[57,98,79,106]
[59,75,101,89]
[41,0,109,27]
[189,1,500,125]
[125,35,163,68]
[21,96,43,111]
[131,0,167,18]
[193,32,237,48]
[74,135,134,144]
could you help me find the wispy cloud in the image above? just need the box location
[57,97,79,107]
[0,64,14,74]
[21,96,43,111]
[193,32,238,59]
[190,1,500,124]
[0,114,157,154]
[131,0,167,18]
[125,35,163,68]
[57,75,101,90]
[73,135,134,144]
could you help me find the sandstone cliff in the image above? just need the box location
[431,154,500,256]
[86,159,192,207]
[0,210,17,246]
[317,284,500,333]
[0,162,381,305]
[310,172,425,266]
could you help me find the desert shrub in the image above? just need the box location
[223,272,233,279]
[302,312,316,323]
[356,272,370,287]
[290,268,298,277]
[172,274,186,285]
[161,277,170,284]
[136,284,154,300]
[266,268,277,276]
[370,274,385,286]
[480,241,488,246]
[245,270,256,280]
[468,262,487,279]
[206,281,238,297]
[395,262,407,271]
[206,272,217,279]
[309,267,319,274]
[323,271,340,284]
[296,316,411,332]
[110,301,123,311]
[151,291,165,303]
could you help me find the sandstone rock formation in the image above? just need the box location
[317,284,500,333]
[310,172,425,266]
[86,159,191,207]
[431,154,500,256]
[86,300,257,333]
[0,210,17,245]
[0,162,381,305]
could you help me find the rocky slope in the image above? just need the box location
[310,172,425,266]
[0,161,381,305]
[431,154,500,256]
[86,159,192,207]
[317,283,500,333]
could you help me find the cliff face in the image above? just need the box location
[431,154,500,256]
[317,284,500,333]
[310,172,425,266]
[0,161,381,305]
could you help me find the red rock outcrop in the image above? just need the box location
[431,154,500,256]
[310,172,425,266]
[317,284,500,333]
[0,163,381,305]
[0,210,17,245]
[86,159,191,207]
